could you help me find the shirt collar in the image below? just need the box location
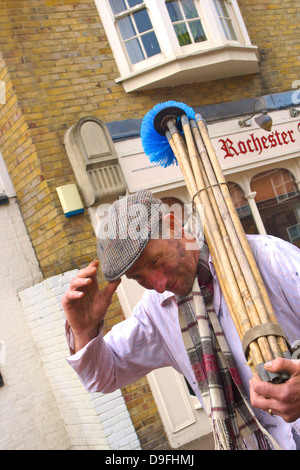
[158,290,175,306]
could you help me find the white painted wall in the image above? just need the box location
[19,270,141,451]
[0,197,140,450]
[0,198,70,450]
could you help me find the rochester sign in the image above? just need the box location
[119,118,300,191]
[213,120,300,170]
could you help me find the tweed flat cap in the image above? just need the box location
[97,190,166,281]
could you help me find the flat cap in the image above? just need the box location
[97,190,165,281]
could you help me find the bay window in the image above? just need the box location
[95,0,259,92]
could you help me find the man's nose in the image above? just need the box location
[147,272,168,293]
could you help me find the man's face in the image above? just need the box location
[125,235,199,296]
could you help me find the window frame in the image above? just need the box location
[111,1,163,67]
[287,223,300,244]
[270,170,299,203]
[213,0,238,41]
[165,0,208,47]
[95,0,259,92]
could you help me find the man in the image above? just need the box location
[62,190,300,450]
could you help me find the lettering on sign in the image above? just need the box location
[213,121,300,170]
[219,129,296,158]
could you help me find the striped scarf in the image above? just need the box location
[176,243,280,450]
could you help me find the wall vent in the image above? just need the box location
[64,116,127,206]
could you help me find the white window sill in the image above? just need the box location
[116,43,259,92]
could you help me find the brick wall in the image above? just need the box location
[0,50,97,278]
[122,379,171,450]
[239,0,299,95]
[0,198,141,450]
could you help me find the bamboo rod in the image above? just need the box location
[189,120,281,362]
[180,117,274,366]
[195,115,277,309]
[162,114,290,381]
[195,114,290,358]
[165,119,268,373]
[166,126,245,339]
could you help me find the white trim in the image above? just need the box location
[201,0,228,45]
[230,0,252,45]
[146,0,181,59]
[115,43,259,92]
[0,152,16,197]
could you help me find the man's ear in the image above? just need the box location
[161,213,184,239]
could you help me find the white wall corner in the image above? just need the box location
[19,270,141,450]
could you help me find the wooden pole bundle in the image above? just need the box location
[162,112,291,383]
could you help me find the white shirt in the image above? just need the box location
[66,235,300,450]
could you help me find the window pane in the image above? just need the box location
[287,224,300,243]
[229,182,257,234]
[109,0,127,15]
[189,20,206,42]
[128,0,144,7]
[226,20,237,40]
[220,18,229,40]
[125,37,145,63]
[213,0,237,41]
[182,0,198,19]
[118,16,136,40]
[166,1,183,22]
[251,169,300,246]
[141,31,161,57]
[115,2,160,64]
[174,23,192,45]
[133,9,152,33]
[166,0,206,46]
[217,0,228,16]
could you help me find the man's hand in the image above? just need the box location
[62,259,120,352]
[250,358,300,423]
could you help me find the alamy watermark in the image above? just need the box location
[96,200,205,251]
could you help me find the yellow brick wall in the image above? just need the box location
[238,0,299,94]
[0,59,97,277]
[0,0,298,451]
[0,3,101,277]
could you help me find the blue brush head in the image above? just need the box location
[140,100,195,167]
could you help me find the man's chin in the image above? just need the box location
[172,283,193,297]
[166,275,194,296]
